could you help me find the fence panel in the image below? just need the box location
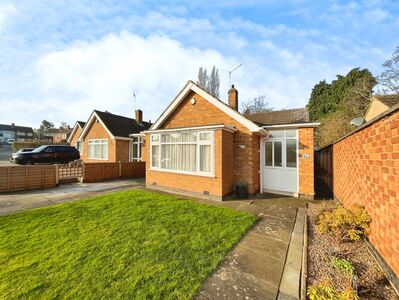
[0,165,57,193]
[120,161,145,178]
[58,162,83,182]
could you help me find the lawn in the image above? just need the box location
[0,190,256,299]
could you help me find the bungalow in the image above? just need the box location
[69,110,151,163]
[142,81,319,200]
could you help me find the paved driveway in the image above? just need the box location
[0,178,145,215]
[191,195,307,300]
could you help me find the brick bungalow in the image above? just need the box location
[142,80,319,200]
[69,110,151,163]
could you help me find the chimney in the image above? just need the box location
[11,123,15,127]
[135,109,143,124]
[228,85,238,111]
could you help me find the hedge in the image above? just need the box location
[12,141,69,151]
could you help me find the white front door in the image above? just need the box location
[262,130,298,195]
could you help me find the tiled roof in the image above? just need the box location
[77,121,86,128]
[245,108,310,126]
[374,94,399,108]
[0,124,33,133]
[94,110,152,137]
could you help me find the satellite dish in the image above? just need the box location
[350,117,364,127]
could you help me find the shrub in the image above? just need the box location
[307,282,359,300]
[331,257,355,276]
[317,204,371,241]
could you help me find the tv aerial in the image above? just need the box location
[229,64,242,86]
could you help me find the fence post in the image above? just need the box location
[82,163,85,182]
[55,164,59,185]
[119,161,122,178]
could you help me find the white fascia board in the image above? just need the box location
[114,136,133,140]
[143,124,237,134]
[79,111,116,141]
[150,81,263,133]
[262,122,321,129]
[129,133,146,137]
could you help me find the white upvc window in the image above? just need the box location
[150,130,214,176]
[130,136,142,161]
[76,141,83,153]
[88,139,108,160]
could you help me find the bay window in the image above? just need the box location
[88,139,108,160]
[150,131,213,175]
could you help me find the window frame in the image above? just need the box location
[130,136,143,162]
[87,139,108,160]
[150,130,215,177]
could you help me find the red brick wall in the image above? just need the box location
[80,119,116,163]
[69,127,83,147]
[332,110,399,276]
[144,91,261,196]
[299,128,315,197]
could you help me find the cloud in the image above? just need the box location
[15,31,322,127]
[33,32,236,124]
[0,2,17,31]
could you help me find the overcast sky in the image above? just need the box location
[0,0,398,128]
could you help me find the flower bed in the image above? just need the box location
[307,200,397,299]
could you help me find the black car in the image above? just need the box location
[11,145,80,165]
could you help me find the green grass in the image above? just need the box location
[0,190,256,299]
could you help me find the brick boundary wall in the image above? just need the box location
[330,105,399,283]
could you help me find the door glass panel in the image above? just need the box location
[286,139,297,168]
[265,142,272,166]
[274,141,282,167]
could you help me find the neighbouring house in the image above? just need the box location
[68,121,86,152]
[365,94,399,121]
[53,128,72,143]
[42,127,72,143]
[70,109,151,162]
[0,123,34,142]
[142,81,320,200]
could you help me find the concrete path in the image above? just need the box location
[0,178,145,215]
[193,196,307,300]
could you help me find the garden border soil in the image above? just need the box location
[307,200,398,300]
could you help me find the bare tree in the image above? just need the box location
[197,67,208,90]
[378,46,399,94]
[240,95,273,115]
[59,121,69,130]
[344,76,374,118]
[196,65,220,97]
[207,65,220,98]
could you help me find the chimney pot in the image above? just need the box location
[228,85,238,111]
[135,109,143,124]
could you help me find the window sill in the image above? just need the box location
[149,168,215,178]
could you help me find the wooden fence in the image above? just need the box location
[82,161,145,183]
[0,161,146,193]
[0,165,57,193]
